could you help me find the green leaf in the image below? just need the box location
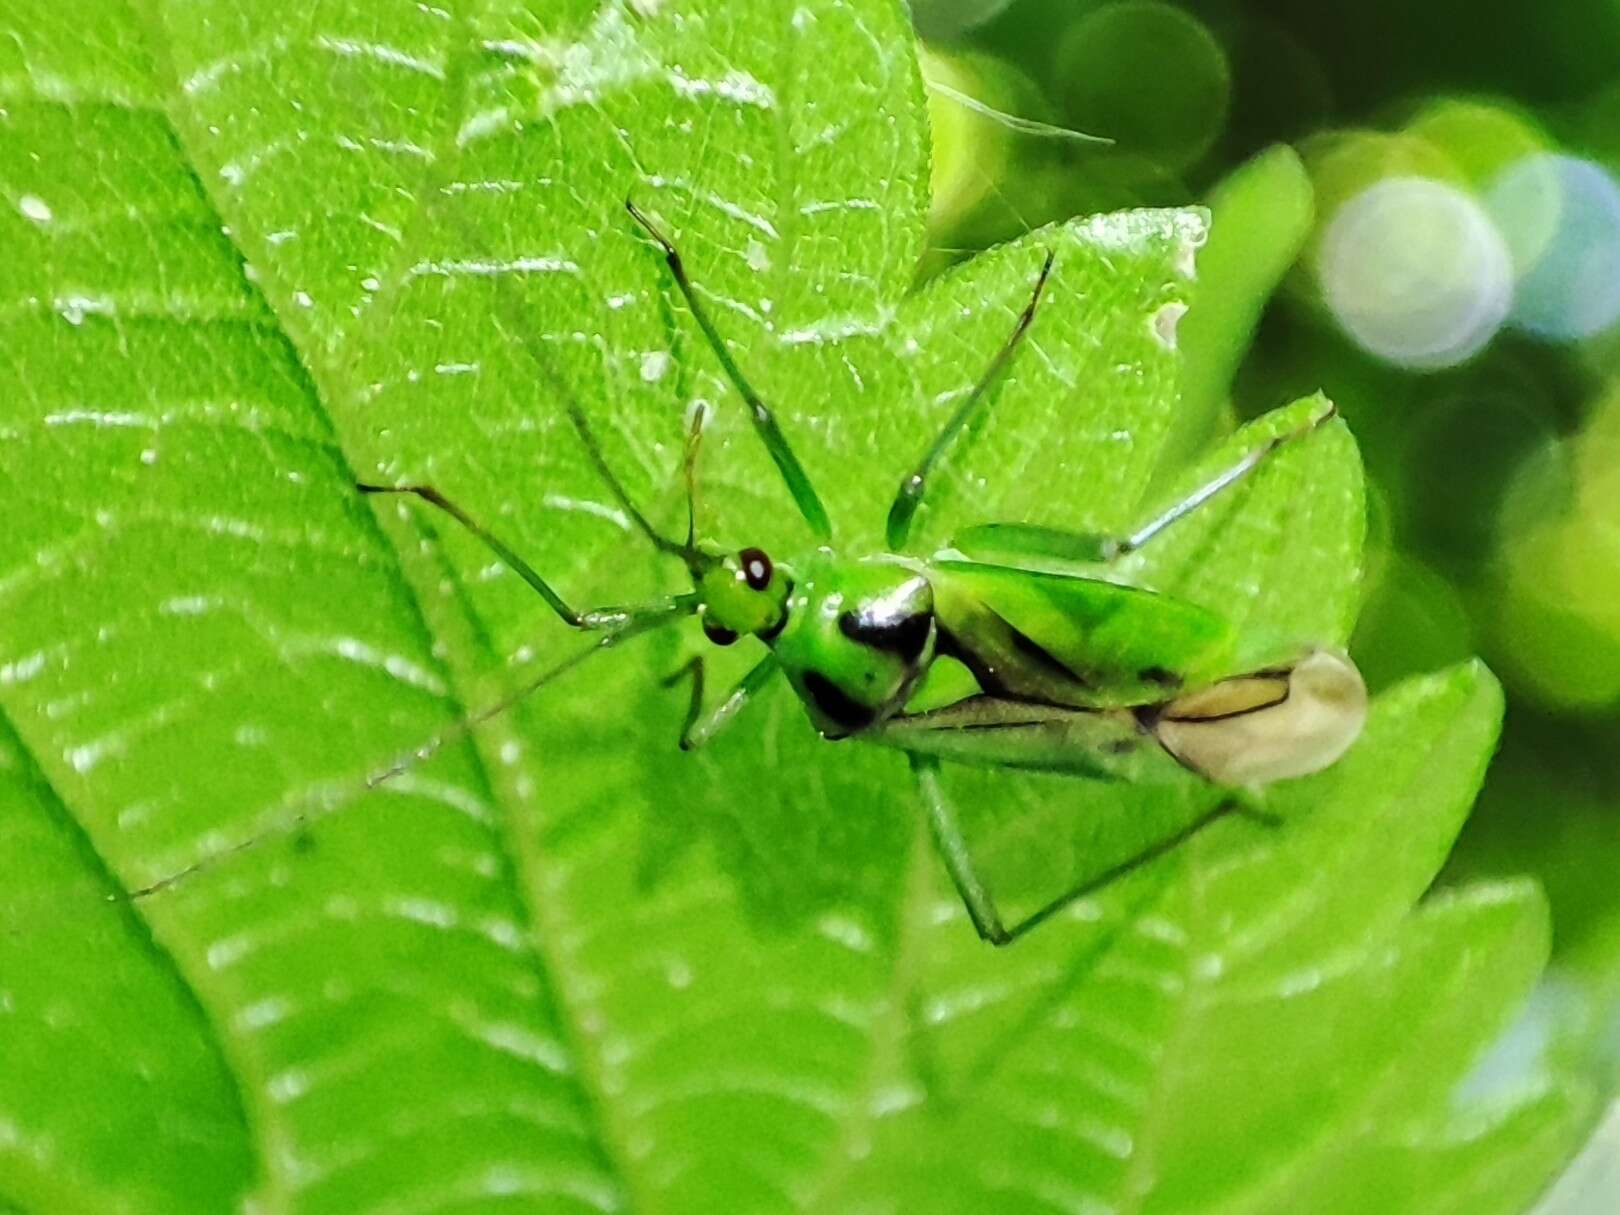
[0,717,252,1212]
[0,1,1584,1213]
[1156,143,1316,472]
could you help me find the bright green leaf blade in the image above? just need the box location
[1212,659,1504,976]
[143,2,941,1209]
[1153,880,1549,1215]
[0,716,252,1213]
[0,4,627,1212]
[827,668,1568,1215]
[1121,393,1365,667]
[1294,1083,1587,1215]
[1157,143,1316,471]
[0,1,1586,1213]
[875,209,1206,549]
[142,0,1227,1204]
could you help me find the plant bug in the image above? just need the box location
[350,201,1368,946]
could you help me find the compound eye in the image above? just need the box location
[739,547,773,591]
[702,619,739,647]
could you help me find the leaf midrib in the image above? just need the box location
[798,813,934,1211]
[134,7,968,1207]
[0,701,257,1215]
[128,7,652,1210]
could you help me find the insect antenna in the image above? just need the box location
[625,199,833,541]
[978,167,1040,247]
[920,80,1107,266]
[419,192,715,581]
[124,600,693,901]
[110,39,720,907]
[126,179,727,901]
[682,400,709,549]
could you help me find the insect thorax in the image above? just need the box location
[768,553,937,738]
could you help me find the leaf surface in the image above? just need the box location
[0,1,1585,1212]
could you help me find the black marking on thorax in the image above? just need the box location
[801,672,878,737]
[838,609,933,663]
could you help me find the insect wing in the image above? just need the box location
[873,696,1200,784]
[878,697,1225,941]
[925,558,1233,707]
[1152,648,1368,785]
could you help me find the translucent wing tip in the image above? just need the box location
[1153,648,1369,787]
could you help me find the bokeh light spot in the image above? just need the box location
[1225,17,1332,150]
[1320,177,1512,369]
[1496,433,1575,546]
[1404,372,1558,564]
[1487,152,1620,340]
[1488,385,1620,711]
[1575,392,1620,539]
[1406,97,1547,190]
[1054,1,1230,172]
[1294,128,1463,304]
[1301,128,1463,227]
[1351,554,1475,691]
[1492,515,1620,709]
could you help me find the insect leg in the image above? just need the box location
[625,200,831,540]
[358,482,666,630]
[886,250,1056,551]
[1115,401,1338,557]
[661,653,778,751]
[993,796,1247,944]
[950,402,1338,566]
[911,754,1013,945]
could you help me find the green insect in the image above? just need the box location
[358,202,1367,945]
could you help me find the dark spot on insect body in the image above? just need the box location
[802,672,877,737]
[703,620,739,646]
[839,610,932,663]
[1105,737,1137,755]
[1139,666,1180,688]
[739,546,773,590]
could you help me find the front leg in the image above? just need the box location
[661,653,779,751]
[358,482,696,630]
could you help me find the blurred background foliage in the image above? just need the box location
[912,0,1620,1165]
